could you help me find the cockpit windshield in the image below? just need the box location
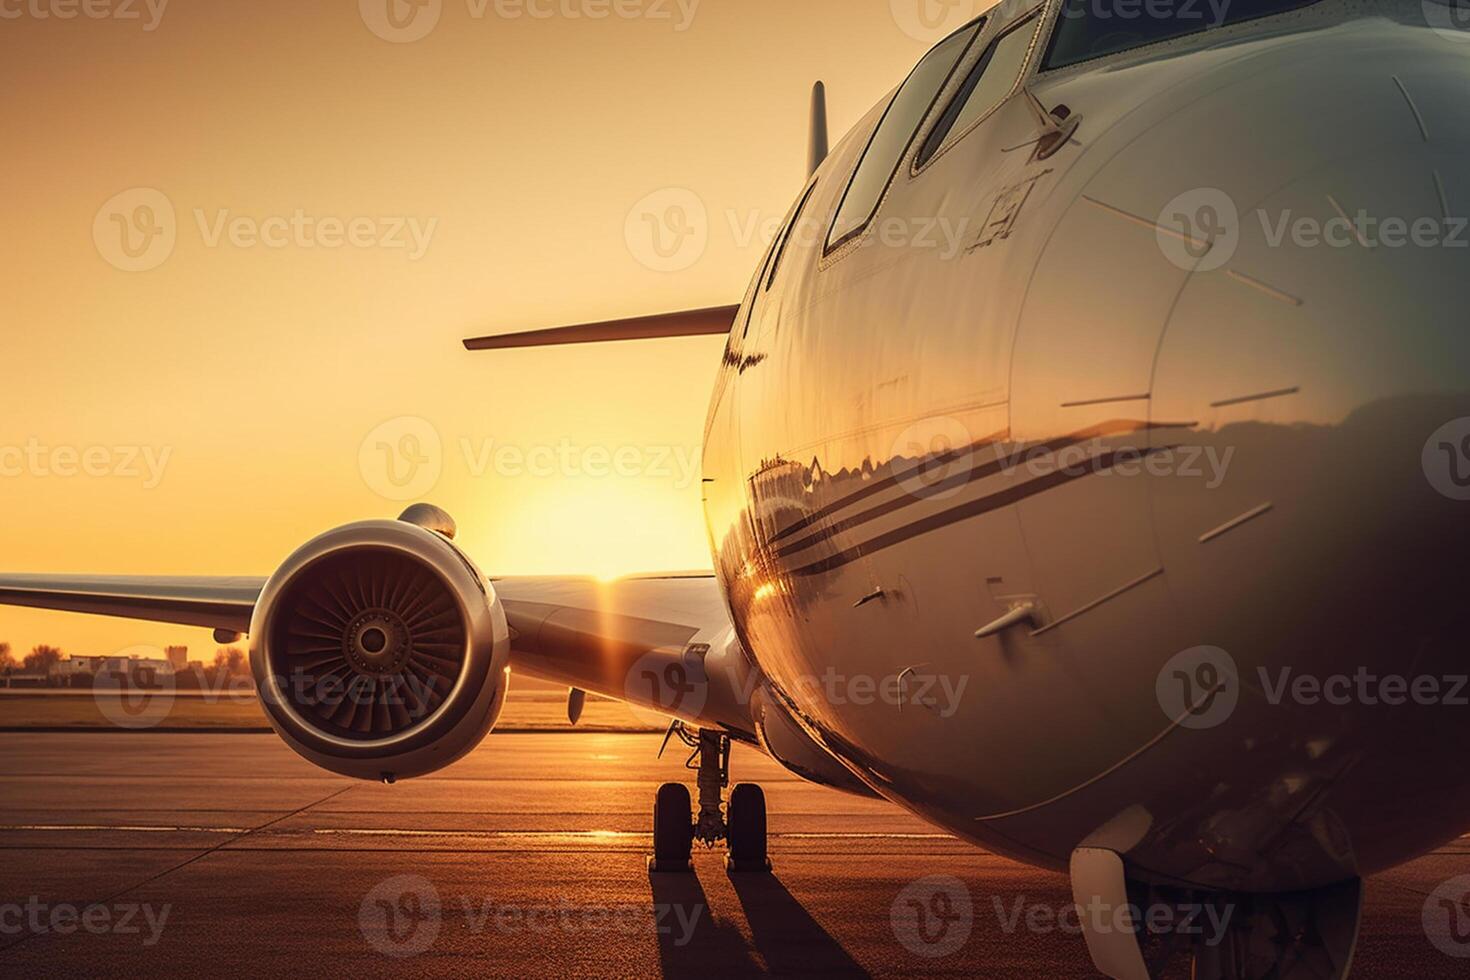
[1042,0,1324,70]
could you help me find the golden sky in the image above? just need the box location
[0,0,979,658]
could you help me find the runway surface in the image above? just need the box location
[0,732,1466,978]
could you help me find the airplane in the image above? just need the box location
[4,0,1470,975]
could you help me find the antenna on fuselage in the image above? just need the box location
[808,81,829,178]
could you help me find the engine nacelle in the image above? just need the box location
[248,519,510,781]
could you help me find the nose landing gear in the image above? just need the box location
[648,726,771,874]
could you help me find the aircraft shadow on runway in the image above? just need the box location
[648,869,871,978]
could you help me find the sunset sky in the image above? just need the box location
[0,1,984,658]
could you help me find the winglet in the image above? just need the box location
[463,305,739,352]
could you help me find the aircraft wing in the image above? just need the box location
[463,305,739,351]
[493,573,752,734]
[0,569,751,735]
[0,574,263,633]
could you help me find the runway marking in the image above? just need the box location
[0,824,249,834]
[0,824,955,842]
[0,784,354,957]
[312,829,956,842]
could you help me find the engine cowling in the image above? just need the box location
[248,518,510,781]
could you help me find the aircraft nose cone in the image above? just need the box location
[1145,97,1470,679]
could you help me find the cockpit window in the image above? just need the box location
[768,180,819,291]
[826,21,982,253]
[917,14,1043,169]
[1043,0,1325,70]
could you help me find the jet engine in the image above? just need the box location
[248,513,510,781]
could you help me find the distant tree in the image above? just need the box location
[0,643,14,672]
[24,645,63,673]
[214,647,248,677]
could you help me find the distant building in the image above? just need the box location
[97,656,175,687]
[53,656,107,678]
[165,646,189,670]
[54,654,176,688]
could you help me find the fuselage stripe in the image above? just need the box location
[785,445,1177,578]
[770,419,1184,560]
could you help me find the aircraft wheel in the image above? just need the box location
[725,782,771,873]
[648,782,694,873]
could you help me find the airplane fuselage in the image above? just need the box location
[702,0,1470,892]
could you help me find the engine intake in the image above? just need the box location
[249,519,510,781]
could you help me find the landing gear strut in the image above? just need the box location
[648,726,771,873]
